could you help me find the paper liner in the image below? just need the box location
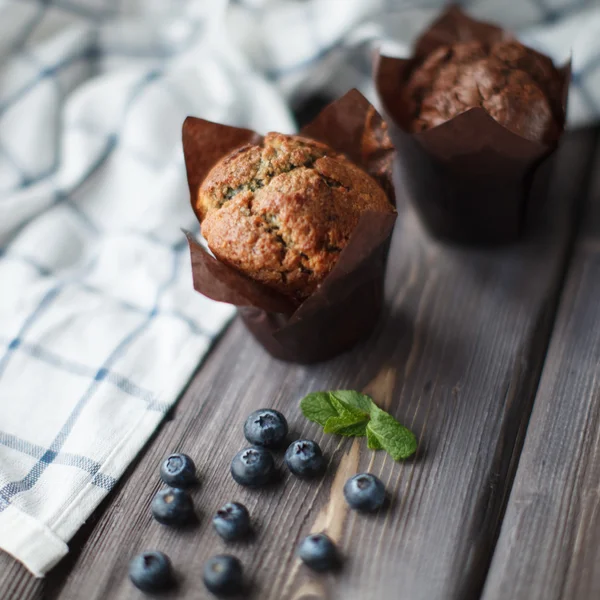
[183,89,397,363]
[374,5,571,245]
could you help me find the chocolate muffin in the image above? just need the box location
[197,133,394,302]
[405,40,562,143]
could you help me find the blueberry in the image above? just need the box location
[160,453,196,487]
[230,446,274,487]
[297,533,338,571]
[151,487,195,526]
[203,555,243,596]
[284,440,325,478]
[243,409,288,448]
[213,502,250,541]
[343,473,386,512]
[129,551,173,592]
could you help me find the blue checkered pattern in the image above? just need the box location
[229,0,600,127]
[1,0,599,579]
[0,0,295,577]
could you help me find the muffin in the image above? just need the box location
[374,6,570,245]
[404,40,562,143]
[197,133,395,302]
[183,90,397,362]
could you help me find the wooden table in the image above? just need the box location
[2,123,599,600]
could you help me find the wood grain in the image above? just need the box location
[0,129,596,600]
[481,141,600,600]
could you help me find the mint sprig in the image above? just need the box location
[300,390,417,461]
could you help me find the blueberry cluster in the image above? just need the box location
[231,409,325,487]
[129,408,388,596]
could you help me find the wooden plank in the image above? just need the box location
[1,129,596,600]
[0,554,43,600]
[481,141,600,600]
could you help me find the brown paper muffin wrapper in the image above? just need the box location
[374,5,571,245]
[183,89,397,363]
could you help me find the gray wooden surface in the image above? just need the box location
[481,139,600,600]
[0,129,597,600]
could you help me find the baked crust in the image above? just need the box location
[197,133,395,301]
[405,40,561,143]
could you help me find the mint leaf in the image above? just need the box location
[328,393,369,421]
[330,390,375,414]
[300,392,338,427]
[323,416,363,434]
[324,393,369,434]
[368,407,417,461]
[324,418,369,436]
[366,424,384,450]
[299,389,418,462]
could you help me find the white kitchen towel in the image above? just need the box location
[1,0,599,578]
[229,0,600,128]
[0,0,295,577]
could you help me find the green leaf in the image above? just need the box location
[300,392,339,427]
[368,407,417,461]
[366,424,384,450]
[299,389,418,462]
[324,417,369,437]
[328,393,369,420]
[323,393,370,434]
[330,390,375,414]
[337,421,370,437]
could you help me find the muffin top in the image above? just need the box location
[405,40,562,143]
[197,133,394,302]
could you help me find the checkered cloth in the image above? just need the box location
[1,0,599,579]
[0,0,293,577]
[230,0,600,127]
